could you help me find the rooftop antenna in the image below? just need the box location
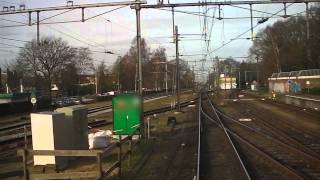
[19,4,26,10]
[67,1,74,6]
[2,6,8,11]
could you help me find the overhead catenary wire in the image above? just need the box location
[86,8,169,48]
[0,36,30,43]
[0,49,19,53]
[33,8,75,24]
[208,2,295,54]
[0,0,114,52]
[0,17,27,25]
[0,42,23,48]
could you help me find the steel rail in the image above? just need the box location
[203,94,251,180]
[200,108,304,180]
[205,94,320,178]
[0,93,176,133]
[0,99,196,144]
[233,99,320,160]
[213,106,320,164]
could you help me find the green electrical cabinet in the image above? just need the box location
[112,94,141,135]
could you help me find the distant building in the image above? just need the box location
[268,69,320,94]
[77,74,95,86]
[219,74,237,90]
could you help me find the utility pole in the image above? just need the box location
[37,11,40,44]
[217,57,220,92]
[165,63,168,94]
[172,64,175,95]
[95,73,98,94]
[256,56,259,83]
[192,66,195,92]
[135,63,138,92]
[135,2,142,96]
[238,71,241,89]
[306,2,312,64]
[135,0,144,139]
[0,68,2,91]
[250,4,253,41]
[172,7,175,40]
[118,56,121,92]
[230,67,233,89]
[175,25,181,111]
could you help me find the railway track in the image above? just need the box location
[217,90,320,156]
[244,92,320,119]
[204,93,320,179]
[0,105,113,144]
[0,99,196,158]
[0,93,172,135]
[229,99,320,157]
[199,93,251,180]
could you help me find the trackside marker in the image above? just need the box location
[239,118,252,122]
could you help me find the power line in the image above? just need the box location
[208,2,295,54]
[35,9,75,24]
[0,1,146,15]
[85,5,128,21]
[0,42,23,48]
[0,36,30,43]
[0,17,27,24]
[157,8,297,20]
[0,1,115,52]
[0,49,19,53]
[229,5,281,17]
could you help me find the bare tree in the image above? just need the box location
[75,47,94,74]
[249,5,320,84]
[16,37,76,98]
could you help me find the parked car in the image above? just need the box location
[70,97,81,104]
[107,91,115,96]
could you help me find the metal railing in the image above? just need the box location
[270,69,320,79]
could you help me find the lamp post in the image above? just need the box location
[117,56,121,93]
[152,61,169,94]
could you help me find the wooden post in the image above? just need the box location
[96,152,102,179]
[118,136,122,179]
[128,136,132,168]
[24,125,28,149]
[22,149,29,180]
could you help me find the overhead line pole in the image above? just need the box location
[175,25,181,111]
[165,63,168,95]
[172,7,175,41]
[250,4,253,41]
[305,2,312,65]
[135,2,142,96]
[37,11,40,44]
[134,0,144,139]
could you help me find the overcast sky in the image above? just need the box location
[0,0,308,80]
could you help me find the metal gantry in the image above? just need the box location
[1,0,319,97]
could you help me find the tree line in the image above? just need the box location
[0,36,194,97]
[248,5,320,85]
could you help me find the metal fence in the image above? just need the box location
[270,69,320,79]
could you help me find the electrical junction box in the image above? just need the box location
[31,112,70,166]
[56,105,89,150]
[112,94,141,135]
